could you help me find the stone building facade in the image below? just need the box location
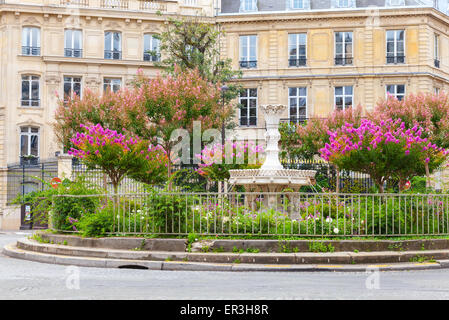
[1,0,449,228]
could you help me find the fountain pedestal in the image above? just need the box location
[229,104,316,209]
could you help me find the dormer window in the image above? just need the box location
[289,0,310,9]
[332,0,355,8]
[239,0,257,12]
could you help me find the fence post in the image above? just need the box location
[57,154,73,180]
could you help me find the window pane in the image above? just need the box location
[289,98,297,107]
[249,89,257,97]
[298,87,307,96]
[335,87,343,95]
[65,30,72,48]
[30,135,38,156]
[289,87,297,96]
[22,80,30,100]
[20,135,28,156]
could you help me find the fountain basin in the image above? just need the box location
[229,168,316,192]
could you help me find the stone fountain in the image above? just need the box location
[228,104,316,208]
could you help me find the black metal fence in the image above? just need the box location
[71,159,217,193]
[281,158,375,193]
[7,158,58,204]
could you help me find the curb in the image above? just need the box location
[3,242,447,273]
[16,238,449,265]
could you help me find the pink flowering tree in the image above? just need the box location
[320,119,448,192]
[196,141,264,181]
[280,106,363,161]
[69,124,168,193]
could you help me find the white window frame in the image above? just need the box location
[239,35,257,68]
[334,31,353,65]
[288,33,307,67]
[20,126,39,158]
[386,84,406,101]
[435,33,440,61]
[143,34,161,62]
[334,86,353,111]
[104,31,122,59]
[22,27,40,56]
[239,88,258,127]
[64,29,83,57]
[63,76,82,102]
[386,30,405,64]
[103,78,122,93]
[288,87,307,122]
[239,0,257,12]
[21,75,40,107]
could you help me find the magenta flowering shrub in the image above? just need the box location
[69,123,168,191]
[320,118,448,192]
[195,141,264,181]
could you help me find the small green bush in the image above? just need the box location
[76,205,114,237]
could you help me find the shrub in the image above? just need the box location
[76,204,114,237]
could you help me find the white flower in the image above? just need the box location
[222,217,230,223]
[326,217,333,223]
[333,227,339,234]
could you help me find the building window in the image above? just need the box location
[104,31,121,60]
[63,77,81,102]
[289,0,309,9]
[21,75,40,107]
[143,34,160,62]
[335,32,353,66]
[64,29,82,58]
[386,0,405,6]
[435,34,440,68]
[239,35,257,69]
[386,84,405,101]
[239,88,257,126]
[103,78,121,93]
[289,87,307,124]
[239,0,257,12]
[335,86,353,110]
[288,33,307,67]
[22,27,40,56]
[435,87,441,95]
[20,126,39,159]
[386,30,405,64]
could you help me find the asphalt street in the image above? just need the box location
[1,231,449,299]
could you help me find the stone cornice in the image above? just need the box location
[217,7,447,26]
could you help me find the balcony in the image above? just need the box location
[22,46,40,56]
[239,60,257,69]
[60,0,89,6]
[288,58,307,67]
[104,50,122,60]
[335,57,353,66]
[435,59,440,68]
[139,0,167,11]
[101,0,128,9]
[386,55,405,64]
[64,48,83,58]
[21,99,40,107]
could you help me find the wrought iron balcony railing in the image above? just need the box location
[288,58,307,67]
[239,60,257,69]
[143,52,160,62]
[20,156,39,166]
[64,48,83,58]
[101,0,129,9]
[104,50,122,60]
[386,55,405,64]
[335,56,353,66]
[22,46,40,56]
[21,99,40,107]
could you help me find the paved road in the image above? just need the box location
[2,232,449,300]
